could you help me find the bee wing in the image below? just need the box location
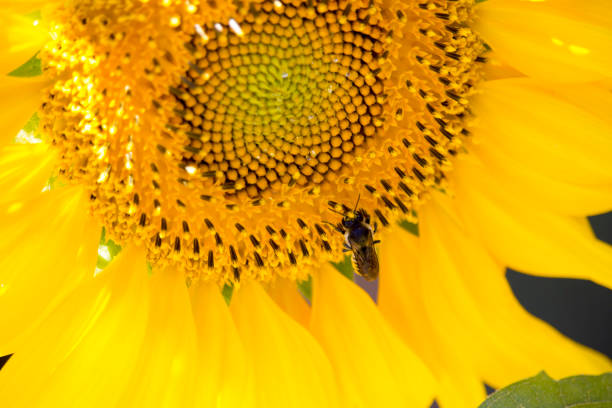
[350,243,379,281]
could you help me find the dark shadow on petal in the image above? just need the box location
[354,273,378,303]
[0,354,12,371]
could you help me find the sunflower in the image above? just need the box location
[0,0,611,406]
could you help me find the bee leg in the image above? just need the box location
[361,209,371,224]
[343,243,352,252]
[373,240,381,245]
[373,222,378,233]
[323,220,344,234]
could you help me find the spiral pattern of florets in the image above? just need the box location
[40,0,485,284]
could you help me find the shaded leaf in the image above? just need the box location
[398,219,419,236]
[480,371,612,408]
[22,112,40,134]
[96,227,123,270]
[331,254,354,281]
[8,54,42,78]
[297,255,356,304]
[222,283,234,305]
[297,275,312,303]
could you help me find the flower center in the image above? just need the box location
[40,0,485,284]
[168,3,385,198]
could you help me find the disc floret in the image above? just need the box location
[40,0,485,284]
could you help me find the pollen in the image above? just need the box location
[39,0,485,285]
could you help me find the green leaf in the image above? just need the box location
[14,112,44,144]
[22,113,40,134]
[398,219,419,236]
[331,254,354,281]
[8,54,42,77]
[297,275,312,302]
[7,11,43,77]
[25,10,42,21]
[222,284,234,305]
[479,372,612,408]
[297,255,355,303]
[96,227,123,270]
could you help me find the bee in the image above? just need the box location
[328,195,380,281]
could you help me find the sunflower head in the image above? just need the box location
[39,0,485,285]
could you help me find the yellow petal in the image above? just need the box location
[0,2,57,14]
[310,264,437,408]
[452,155,612,289]
[574,216,598,239]
[116,267,199,407]
[482,50,525,81]
[474,136,612,216]
[266,277,311,328]
[535,80,612,125]
[477,0,612,82]
[189,282,251,408]
[0,187,99,352]
[528,0,612,28]
[378,228,486,408]
[0,246,151,407]
[473,79,612,186]
[0,12,48,75]
[231,281,339,407]
[423,199,611,387]
[0,142,55,206]
[0,76,47,146]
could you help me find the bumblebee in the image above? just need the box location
[329,196,380,281]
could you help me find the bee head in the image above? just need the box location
[341,211,363,229]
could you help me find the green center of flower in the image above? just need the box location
[168,1,385,198]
